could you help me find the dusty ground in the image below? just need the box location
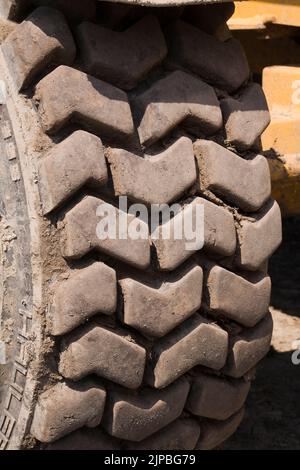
[224,217,300,450]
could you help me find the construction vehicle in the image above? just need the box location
[229,1,300,216]
[0,0,281,450]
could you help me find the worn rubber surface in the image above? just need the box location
[0,1,281,450]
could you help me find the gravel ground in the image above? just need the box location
[224,217,300,450]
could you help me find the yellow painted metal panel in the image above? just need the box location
[262,66,300,216]
[269,157,300,216]
[264,117,300,155]
[229,1,300,29]
[262,66,300,154]
[263,66,300,110]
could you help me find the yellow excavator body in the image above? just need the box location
[230,1,300,216]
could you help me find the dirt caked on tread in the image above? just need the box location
[0,0,282,450]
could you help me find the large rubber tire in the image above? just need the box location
[0,1,282,450]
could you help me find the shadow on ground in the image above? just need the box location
[224,217,300,450]
[270,217,300,316]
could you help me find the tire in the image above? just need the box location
[0,1,282,450]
